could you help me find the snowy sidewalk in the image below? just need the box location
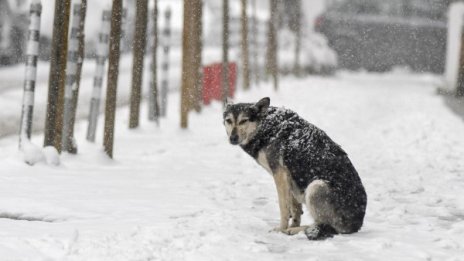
[0,72,463,260]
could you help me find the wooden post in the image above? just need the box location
[192,0,203,112]
[221,0,230,104]
[129,0,148,129]
[103,0,123,158]
[251,0,260,86]
[181,0,193,128]
[241,0,250,90]
[292,0,302,76]
[180,0,202,128]
[148,0,159,122]
[266,0,278,91]
[44,0,71,152]
[180,0,190,129]
[457,30,464,96]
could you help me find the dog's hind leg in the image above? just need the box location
[304,180,338,240]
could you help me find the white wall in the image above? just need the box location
[444,2,464,92]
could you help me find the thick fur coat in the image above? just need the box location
[223,98,367,239]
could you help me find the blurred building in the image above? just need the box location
[315,0,451,72]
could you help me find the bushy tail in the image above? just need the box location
[304,224,337,240]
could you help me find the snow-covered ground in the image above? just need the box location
[0,70,463,260]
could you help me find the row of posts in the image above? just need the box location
[19,0,274,160]
[182,0,273,128]
[18,0,173,159]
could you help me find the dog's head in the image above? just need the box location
[222,97,270,145]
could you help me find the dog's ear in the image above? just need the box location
[223,98,233,111]
[254,97,270,114]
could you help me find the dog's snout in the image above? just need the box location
[230,135,239,145]
[229,128,239,145]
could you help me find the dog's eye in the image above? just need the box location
[238,119,248,125]
[225,119,233,124]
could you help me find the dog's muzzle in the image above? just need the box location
[229,135,239,145]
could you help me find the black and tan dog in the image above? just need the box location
[223,97,367,240]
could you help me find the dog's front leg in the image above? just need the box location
[290,196,303,228]
[272,168,291,233]
[284,196,311,235]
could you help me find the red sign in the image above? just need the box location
[202,63,237,105]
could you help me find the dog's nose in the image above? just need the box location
[230,135,239,145]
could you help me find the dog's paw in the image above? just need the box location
[269,226,288,234]
[269,226,305,236]
[284,226,308,236]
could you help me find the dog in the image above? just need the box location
[223,97,367,240]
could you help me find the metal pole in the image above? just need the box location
[120,8,128,53]
[160,7,171,117]
[86,9,111,142]
[19,0,42,149]
[62,3,82,153]
[69,0,87,150]
[148,0,159,122]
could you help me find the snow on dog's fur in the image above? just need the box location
[223,97,367,240]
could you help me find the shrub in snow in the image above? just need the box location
[21,140,45,165]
